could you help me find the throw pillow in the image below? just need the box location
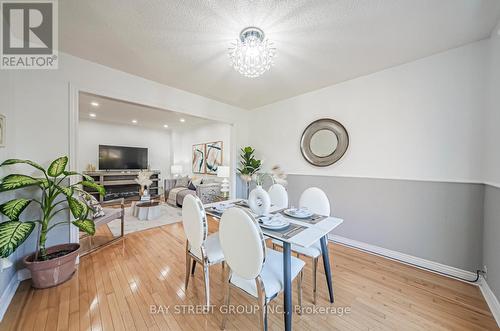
[187,181,196,190]
[191,177,203,187]
[176,176,190,188]
[78,192,105,219]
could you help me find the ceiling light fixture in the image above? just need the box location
[228,27,276,78]
[132,119,138,124]
[90,101,99,107]
[89,113,96,118]
[179,118,185,123]
[163,124,169,128]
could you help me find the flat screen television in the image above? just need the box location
[99,145,148,170]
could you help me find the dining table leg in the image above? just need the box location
[283,241,292,331]
[320,236,334,303]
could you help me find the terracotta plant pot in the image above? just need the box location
[23,243,80,289]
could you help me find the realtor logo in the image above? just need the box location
[1,0,58,69]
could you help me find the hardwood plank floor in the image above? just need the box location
[1,219,498,331]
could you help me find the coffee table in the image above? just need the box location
[133,201,161,221]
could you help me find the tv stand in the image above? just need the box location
[83,170,160,202]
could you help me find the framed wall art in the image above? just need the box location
[205,141,223,175]
[192,143,206,174]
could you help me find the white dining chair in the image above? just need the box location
[273,187,331,304]
[268,183,289,209]
[219,207,305,331]
[182,194,224,307]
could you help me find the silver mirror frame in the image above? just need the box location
[300,118,349,167]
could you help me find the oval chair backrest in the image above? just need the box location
[268,183,289,209]
[299,187,331,216]
[219,207,266,280]
[181,194,207,251]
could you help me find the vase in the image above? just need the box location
[248,185,271,216]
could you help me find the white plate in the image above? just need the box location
[284,208,313,219]
[259,216,290,230]
[211,203,234,213]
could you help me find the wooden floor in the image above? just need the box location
[1,219,498,331]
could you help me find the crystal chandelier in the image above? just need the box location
[228,27,276,78]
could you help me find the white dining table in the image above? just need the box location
[205,199,344,331]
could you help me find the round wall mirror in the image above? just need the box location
[300,118,349,167]
[310,129,338,157]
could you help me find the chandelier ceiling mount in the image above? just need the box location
[228,26,276,78]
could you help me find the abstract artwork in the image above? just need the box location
[205,141,223,175]
[192,144,205,174]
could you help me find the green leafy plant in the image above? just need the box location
[237,146,262,182]
[0,156,105,260]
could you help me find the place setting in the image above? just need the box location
[205,202,235,217]
[280,207,328,224]
[257,213,307,239]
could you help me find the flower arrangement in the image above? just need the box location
[135,170,154,189]
[254,165,288,186]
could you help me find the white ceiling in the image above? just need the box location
[78,92,215,130]
[61,1,500,109]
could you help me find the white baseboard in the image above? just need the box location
[0,268,29,322]
[17,268,30,282]
[329,235,500,328]
[329,234,477,282]
[478,276,500,328]
[0,272,20,322]
[0,253,80,323]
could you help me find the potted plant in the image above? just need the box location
[0,156,104,288]
[237,146,262,197]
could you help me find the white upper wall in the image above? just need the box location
[250,40,488,183]
[4,52,249,171]
[484,25,500,186]
[172,122,232,177]
[78,120,172,179]
[0,52,248,261]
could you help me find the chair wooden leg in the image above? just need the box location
[221,274,231,330]
[191,259,196,275]
[120,212,125,237]
[185,248,191,290]
[312,256,318,304]
[203,263,210,308]
[297,270,303,315]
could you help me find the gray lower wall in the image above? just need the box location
[287,175,484,272]
[483,185,500,299]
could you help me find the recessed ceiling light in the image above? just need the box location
[90,101,99,107]
[180,118,185,123]
[132,119,138,124]
[163,124,169,128]
[89,113,96,118]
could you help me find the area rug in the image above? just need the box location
[107,203,182,237]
